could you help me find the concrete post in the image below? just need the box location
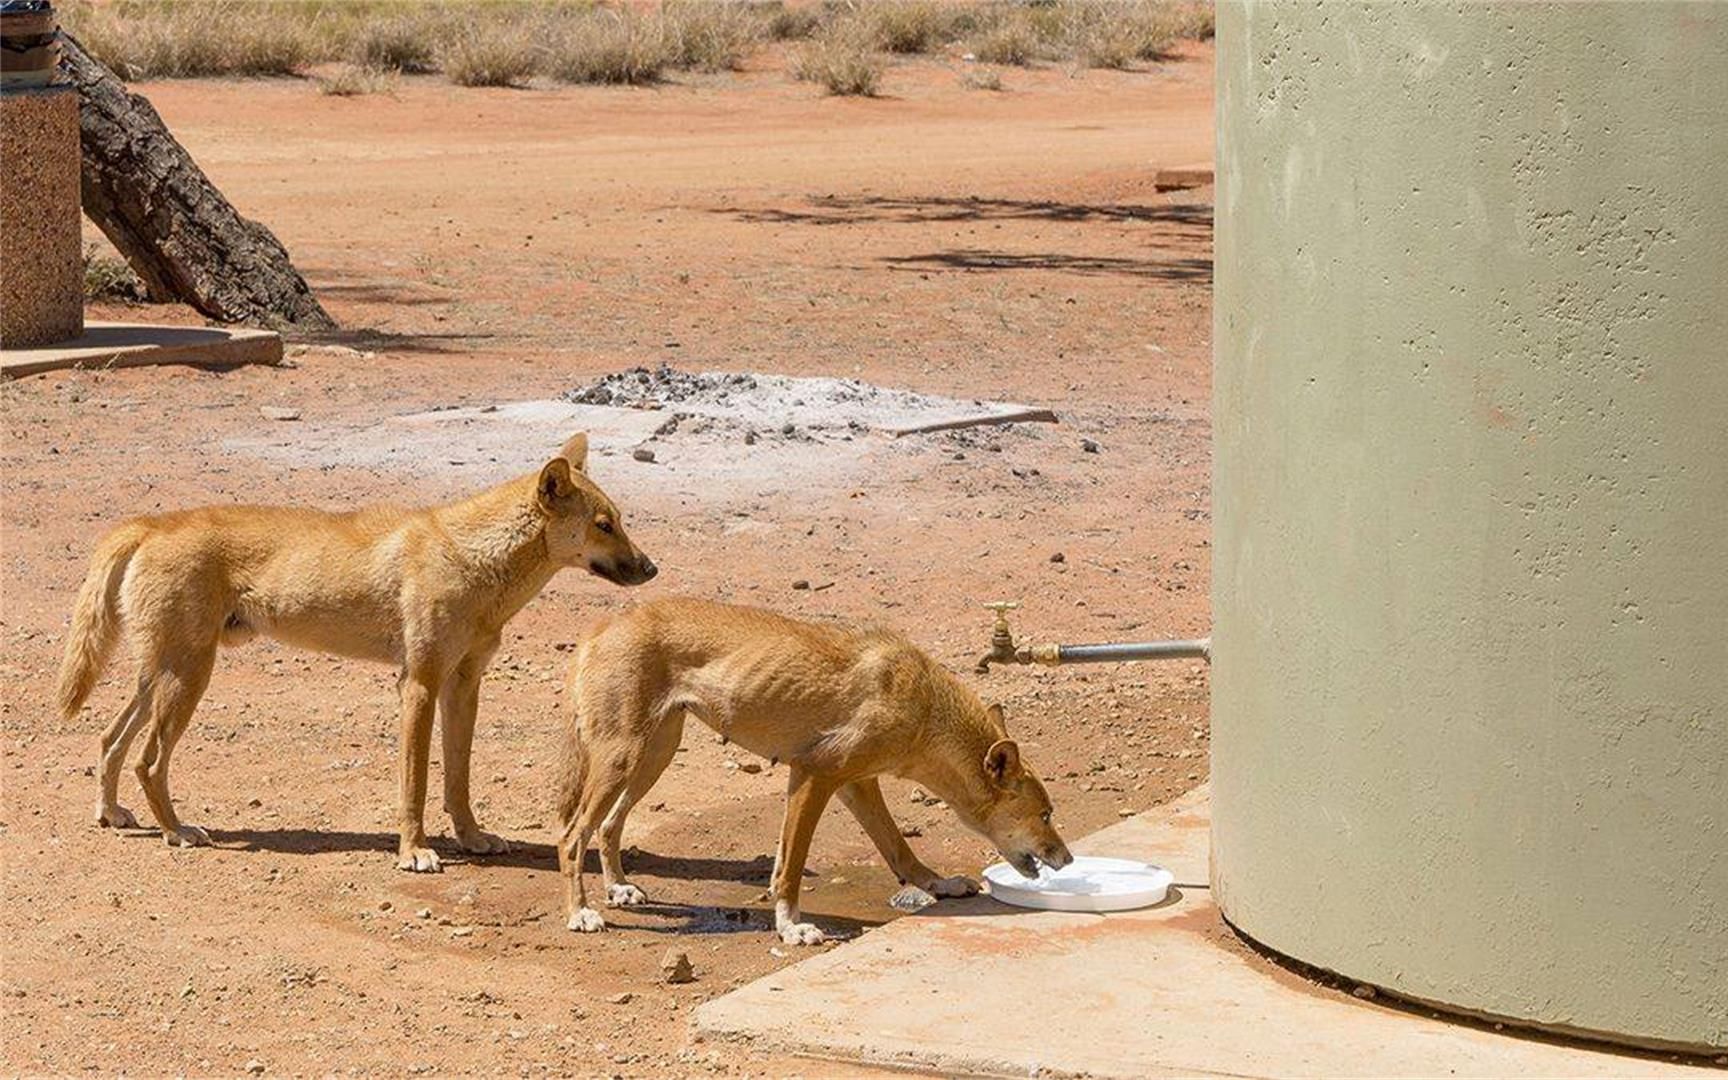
[0,83,83,348]
[1212,1,1727,1052]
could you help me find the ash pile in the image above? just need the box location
[562,365,1050,446]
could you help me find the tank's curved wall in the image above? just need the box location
[1212,2,1727,1051]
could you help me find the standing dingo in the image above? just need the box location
[57,433,655,872]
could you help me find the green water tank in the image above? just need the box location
[1212,1,1727,1052]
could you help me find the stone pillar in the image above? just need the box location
[1212,1,1727,1052]
[1,83,84,347]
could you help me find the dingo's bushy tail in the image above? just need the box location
[56,526,143,720]
[555,720,587,827]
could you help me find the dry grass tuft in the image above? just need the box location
[317,63,401,96]
[756,0,823,41]
[661,0,765,73]
[856,0,970,55]
[83,246,148,303]
[350,10,446,74]
[967,16,1038,66]
[1066,0,1186,69]
[792,21,883,97]
[437,17,538,87]
[543,8,670,85]
[960,66,1003,91]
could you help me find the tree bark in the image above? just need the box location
[62,34,336,331]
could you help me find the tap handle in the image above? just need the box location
[983,601,1020,615]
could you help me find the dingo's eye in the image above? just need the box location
[1041,809,1052,825]
[596,519,615,535]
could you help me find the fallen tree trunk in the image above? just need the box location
[62,34,336,331]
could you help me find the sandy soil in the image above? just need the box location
[1,45,1214,1077]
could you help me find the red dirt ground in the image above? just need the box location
[1,45,1214,1076]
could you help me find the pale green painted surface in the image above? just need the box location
[1212,1,1727,1051]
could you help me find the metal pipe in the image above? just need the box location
[975,601,1210,672]
[1054,638,1211,664]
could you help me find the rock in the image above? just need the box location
[450,926,474,938]
[607,991,634,1005]
[247,796,263,808]
[743,430,757,445]
[415,908,432,920]
[899,823,921,838]
[889,885,936,913]
[1352,984,1377,1000]
[244,1060,266,1076]
[1081,438,1100,453]
[660,949,695,984]
[1049,552,1065,563]
[791,579,810,590]
[780,422,795,435]
[258,406,300,422]
[377,899,393,912]
[737,761,762,775]
[632,447,656,463]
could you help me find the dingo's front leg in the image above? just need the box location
[772,767,838,946]
[440,648,508,856]
[839,778,979,899]
[397,671,443,872]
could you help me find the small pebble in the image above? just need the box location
[660,949,695,985]
[259,406,300,422]
[889,885,936,913]
[791,579,810,590]
[1352,984,1377,1000]
[1049,552,1065,563]
[1081,438,1100,453]
[738,761,762,774]
[607,991,634,1005]
[244,1060,266,1076]
[743,430,757,445]
[632,447,656,463]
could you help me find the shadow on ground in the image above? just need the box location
[719,194,1213,228]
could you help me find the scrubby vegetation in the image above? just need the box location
[60,0,1214,90]
[792,19,883,96]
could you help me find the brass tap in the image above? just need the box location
[977,601,1024,673]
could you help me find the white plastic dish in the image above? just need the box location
[982,856,1174,912]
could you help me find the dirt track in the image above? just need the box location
[1,45,1214,1076]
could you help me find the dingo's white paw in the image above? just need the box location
[927,874,980,898]
[567,907,606,933]
[455,828,510,855]
[166,823,211,848]
[397,846,443,873]
[606,883,647,907]
[778,921,826,946]
[96,803,138,829]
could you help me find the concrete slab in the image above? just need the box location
[694,786,1714,1078]
[0,321,282,379]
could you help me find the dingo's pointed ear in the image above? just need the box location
[984,738,1022,784]
[538,457,579,513]
[559,433,589,474]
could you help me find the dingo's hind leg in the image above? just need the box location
[133,646,217,849]
[95,678,152,828]
[599,712,684,907]
[560,743,638,933]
